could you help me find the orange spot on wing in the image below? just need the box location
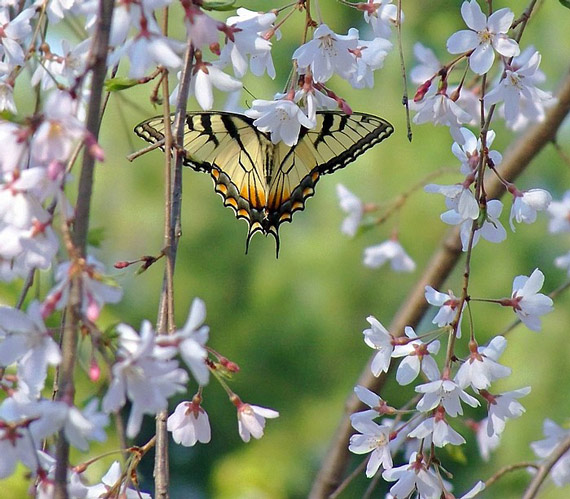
[225,197,238,209]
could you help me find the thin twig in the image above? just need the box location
[309,68,570,499]
[53,0,114,497]
[396,0,412,142]
[485,461,538,488]
[153,10,195,497]
[126,139,166,162]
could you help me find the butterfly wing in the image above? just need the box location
[134,110,393,255]
[135,112,275,244]
[265,112,394,248]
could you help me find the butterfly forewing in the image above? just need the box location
[134,110,393,254]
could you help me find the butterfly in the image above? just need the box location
[134,111,393,255]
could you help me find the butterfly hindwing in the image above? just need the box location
[264,112,394,242]
[134,111,393,254]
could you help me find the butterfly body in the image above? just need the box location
[134,111,393,255]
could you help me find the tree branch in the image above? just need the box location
[53,0,114,497]
[522,434,570,499]
[310,68,570,499]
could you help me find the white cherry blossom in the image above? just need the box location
[350,385,392,423]
[363,316,394,376]
[509,188,551,231]
[0,121,29,173]
[363,239,416,272]
[461,481,486,498]
[183,6,222,51]
[102,321,188,438]
[554,251,570,276]
[424,285,465,337]
[547,190,570,234]
[531,419,570,487]
[410,43,441,85]
[349,418,393,477]
[157,298,210,385]
[506,268,553,331]
[412,91,472,141]
[408,409,466,447]
[425,182,479,221]
[360,0,401,39]
[391,327,440,385]
[486,50,555,130]
[470,418,501,461]
[455,336,511,391]
[84,461,152,498]
[0,7,35,66]
[122,20,182,79]
[485,386,530,437]
[167,399,211,446]
[292,24,358,83]
[0,302,61,397]
[42,256,123,321]
[32,91,89,164]
[416,377,479,417]
[451,127,502,175]
[0,397,39,478]
[446,1,519,75]
[442,198,507,251]
[235,399,279,442]
[382,452,442,499]
[189,62,242,111]
[336,184,364,237]
[220,8,277,78]
[349,37,393,89]
[246,97,315,146]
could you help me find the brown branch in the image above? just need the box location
[153,13,195,498]
[522,434,570,499]
[486,461,538,488]
[309,68,570,499]
[53,0,114,497]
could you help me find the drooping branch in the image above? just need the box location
[53,0,115,497]
[522,433,570,499]
[309,68,570,499]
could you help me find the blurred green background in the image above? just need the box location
[3,0,570,497]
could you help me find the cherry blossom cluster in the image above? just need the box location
[335,0,570,495]
[0,295,278,493]
[347,272,554,495]
[337,1,556,273]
